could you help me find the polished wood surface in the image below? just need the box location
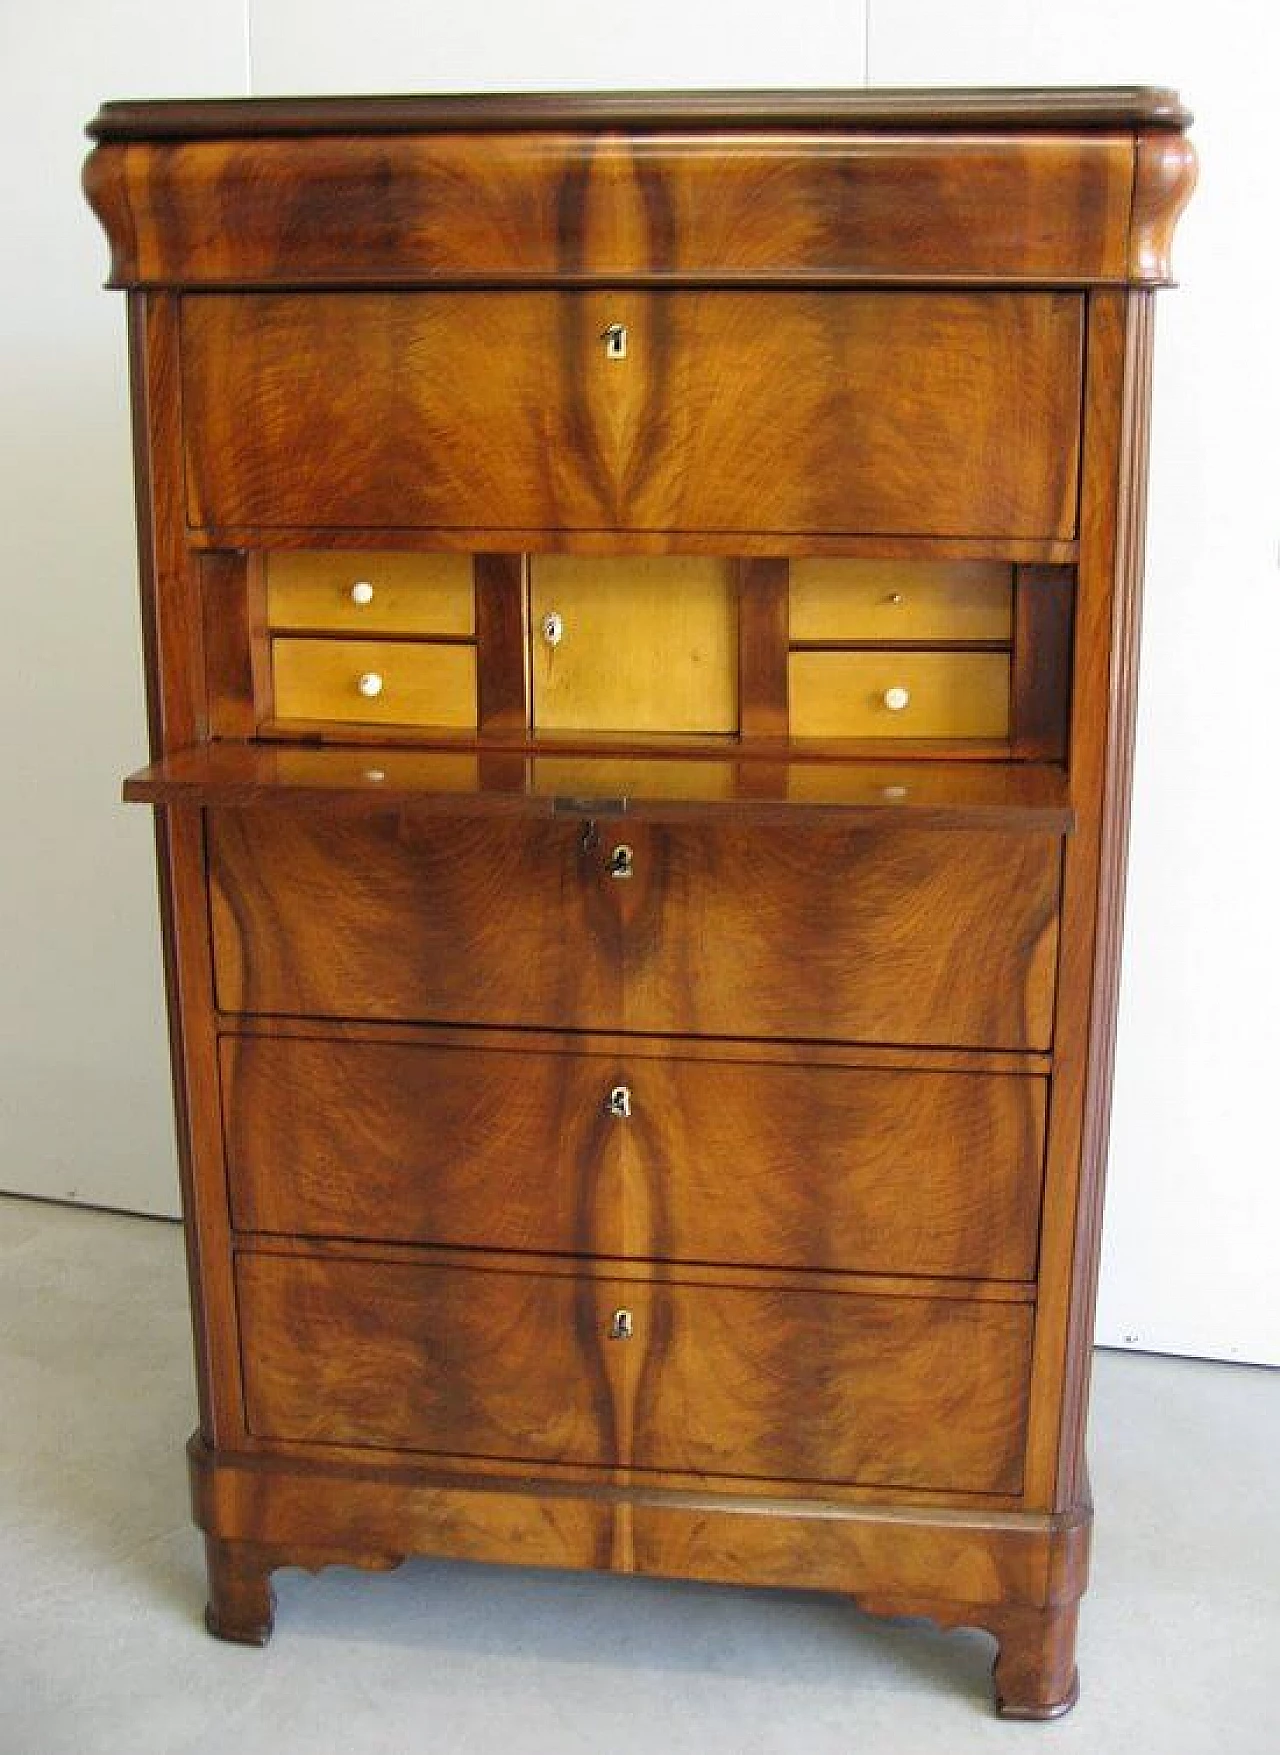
[790,560,1013,644]
[266,551,474,636]
[208,812,1060,1047]
[181,291,1083,538]
[222,1034,1046,1280]
[789,650,1011,740]
[123,743,1076,829]
[237,1252,1032,1493]
[90,88,1194,1713]
[529,556,737,734]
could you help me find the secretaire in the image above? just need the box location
[84,87,1194,1717]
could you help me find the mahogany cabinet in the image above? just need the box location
[84,87,1195,1717]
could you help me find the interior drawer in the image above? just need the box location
[237,1252,1032,1493]
[222,1034,1047,1281]
[789,650,1011,739]
[182,290,1082,537]
[266,551,474,636]
[208,814,1061,1050]
[272,637,476,728]
[789,560,1014,644]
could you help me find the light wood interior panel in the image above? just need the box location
[790,560,1014,643]
[790,651,1011,739]
[272,638,476,728]
[530,555,737,734]
[266,551,475,635]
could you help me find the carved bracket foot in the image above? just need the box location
[855,1592,1081,1719]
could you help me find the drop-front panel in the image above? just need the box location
[86,86,1194,1719]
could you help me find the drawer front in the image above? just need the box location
[209,814,1061,1050]
[238,1253,1032,1493]
[222,1036,1047,1281]
[271,638,477,728]
[211,814,618,1030]
[789,560,1014,644]
[182,290,1082,538]
[789,651,1011,740]
[529,556,739,735]
[266,551,475,636]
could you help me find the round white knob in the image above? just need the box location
[883,686,911,712]
[350,580,375,606]
[357,671,384,699]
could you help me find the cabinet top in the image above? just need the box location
[87,85,1190,141]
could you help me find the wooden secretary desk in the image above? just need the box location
[84,88,1194,1717]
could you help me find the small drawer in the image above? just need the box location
[266,551,474,636]
[530,555,738,735]
[271,637,476,728]
[237,1252,1032,1493]
[790,560,1013,644]
[790,651,1011,739]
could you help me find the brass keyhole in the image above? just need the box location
[602,322,628,360]
[608,844,634,880]
[605,1084,632,1119]
[608,1308,634,1341]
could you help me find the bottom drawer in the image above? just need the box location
[237,1253,1032,1495]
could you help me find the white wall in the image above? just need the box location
[2,0,1275,1362]
[867,0,1280,1363]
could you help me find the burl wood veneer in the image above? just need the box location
[85,86,1195,1718]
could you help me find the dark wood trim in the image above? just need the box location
[1011,565,1074,761]
[202,551,254,738]
[184,528,1081,563]
[218,1012,1054,1077]
[88,88,1190,141]
[474,553,528,736]
[736,558,789,739]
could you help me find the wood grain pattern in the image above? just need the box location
[208,811,1061,1048]
[180,291,1083,539]
[1011,566,1074,761]
[221,1034,1046,1280]
[83,127,1141,291]
[237,1252,1033,1493]
[618,824,1061,1049]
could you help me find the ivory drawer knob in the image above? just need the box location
[357,671,384,699]
[349,580,375,605]
[883,685,911,712]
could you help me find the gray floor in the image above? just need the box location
[0,1197,1275,1755]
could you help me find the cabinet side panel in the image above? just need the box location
[1023,290,1148,1509]
[129,290,243,1445]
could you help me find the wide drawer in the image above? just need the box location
[208,814,1061,1050]
[237,1252,1032,1493]
[222,1035,1047,1280]
[182,290,1082,538]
